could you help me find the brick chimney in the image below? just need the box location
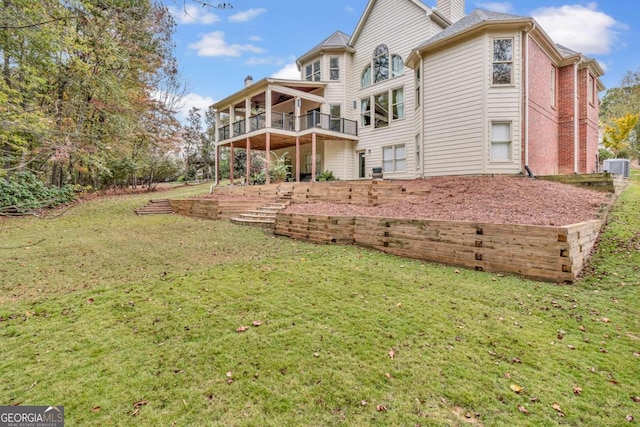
[244,75,253,87]
[436,0,465,23]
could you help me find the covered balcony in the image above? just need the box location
[212,78,358,185]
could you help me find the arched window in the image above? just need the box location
[361,64,371,88]
[373,44,389,83]
[392,54,404,77]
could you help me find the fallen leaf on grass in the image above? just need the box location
[579,325,586,331]
[552,402,565,417]
[376,404,388,412]
[86,298,94,304]
[90,406,101,413]
[510,384,523,394]
[360,400,368,406]
[251,320,263,327]
[599,348,608,353]
[626,415,634,422]
[384,372,391,379]
[601,317,610,323]
[631,396,640,403]
[511,358,522,364]
[132,400,148,417]
[573,385,583,395]
[518,405,529,414]
[388,349,395,359]
[236,326,249,333]
[567,345,576,350]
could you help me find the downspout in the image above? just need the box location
[417,50,425,179]
[574,62,579,173]
[524,23,535,171]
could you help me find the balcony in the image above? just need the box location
[218,111,358,149]
[299,111,358,136]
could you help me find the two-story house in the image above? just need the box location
[211,0,604,184]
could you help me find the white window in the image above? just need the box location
[392,54,404,77]
[304,153,322,174]
[492,38,513,85]
[305,60,320,81]
[361,98,371,126]
[551,66,557,108]
[330,105,341,132]
[330,57,339,80]
[491,122,512,161]
[374,92,389,128]
[382,144,406,172]
[392,88,404,120]
[588,74,595,105]
[373,44,389,83]
[361,65,371,88]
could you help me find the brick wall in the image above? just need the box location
[526,38,559,175]
[578,68,600,173]
[558,65,576,173]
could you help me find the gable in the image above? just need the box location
[350,0,434,47]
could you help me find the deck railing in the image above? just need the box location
[299,111,358,136]
[218,112,358,141]
[233,119,246,136]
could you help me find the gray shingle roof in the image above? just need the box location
[416,9,529,49]
[299,30,352,61]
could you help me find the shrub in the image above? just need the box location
[0,171,76,213]
[317,170,339,181]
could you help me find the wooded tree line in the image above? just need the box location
[1,0,184,190]
[600,68,640,160]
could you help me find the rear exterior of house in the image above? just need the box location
[211,0,604,184]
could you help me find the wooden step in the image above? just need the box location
[135,199,173,215]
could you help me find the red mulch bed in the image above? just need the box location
[283,176,612,226]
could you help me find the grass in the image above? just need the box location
[1,176,639,426]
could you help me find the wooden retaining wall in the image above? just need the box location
[170,199,271,220]
[274,212,602,282]
[211,181,410,206]
[538,173,627,194]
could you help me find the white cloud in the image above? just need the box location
[271,62,300,80]
[188,31,265,57]
[476,2,513,13]
[246,56,287,66]
[168,5,220,25]
[345,6,354,13]
[229,8,266,23]
[177,93,216,121]
[248,35,263,42]
[531,3,623,55]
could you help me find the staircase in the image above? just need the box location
[135,199,173,215]
[230,191,292,228]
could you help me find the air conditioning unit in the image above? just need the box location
[602,159,630,178]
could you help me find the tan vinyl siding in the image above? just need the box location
[486,32,522,174]
[323,140,353,178]
[347,0,435,179]
[423,37,485,176]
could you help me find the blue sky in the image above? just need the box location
[162,0,640,119]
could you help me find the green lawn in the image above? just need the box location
[1,177,639,426]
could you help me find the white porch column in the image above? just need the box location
[229,105,235,138]
[265,89,272,128]
[245,98,251,132]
